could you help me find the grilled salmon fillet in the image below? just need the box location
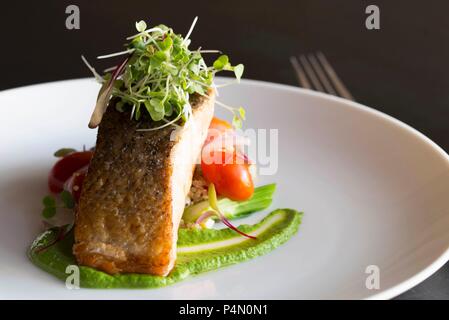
[73,91,215,276]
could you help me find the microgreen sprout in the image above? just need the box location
[82,17,246,129]
[205,184,257,239]
[214,100,246,129]
[41,191,75,219]
[53,148,76,158]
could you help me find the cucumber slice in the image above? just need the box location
[183,183,276,223]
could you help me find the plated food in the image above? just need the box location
[28,18,301,288]
[1,68,448,299]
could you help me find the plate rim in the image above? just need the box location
[1,77,449,300]
[238,79,449,299]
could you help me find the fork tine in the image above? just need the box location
[307,53,337,95]
[299,55,324,92]
[289,56,311,89]
[316,52,354,101]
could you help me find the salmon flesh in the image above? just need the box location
[73,92,215,276]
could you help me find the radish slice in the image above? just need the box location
[88,56,129,128]
[195,210,219,225]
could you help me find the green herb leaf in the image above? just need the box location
[238,107,246,120]
[135,20,147,32]
[234,64,244,82]
[89,19,246,130]
[232,115,243,129]
[164,101,173,116]
[213,55,229,70]
[42,206,56,219]
[60,190,75,209]
[42,195,56,207]
[154,50,169,61]
[161,36,173,51]
[53,148,76,158]
[115,101,125,112]
[150,98,165,112]
[144,100,165,121]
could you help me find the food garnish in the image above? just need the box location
[29,17,302,287]
[82,18,245,129]
[53,148,77,157]
[205,183,256,239]
[29,209,302,288]
[183,183,276,223]
[47,150,93,193]
[41,191,75,219]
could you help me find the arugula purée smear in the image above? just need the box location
[29,209,302,288]
[29,18,303,288]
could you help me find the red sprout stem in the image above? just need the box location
[220,215,257,240]
[195,209,257,240]
[104,56,129,94]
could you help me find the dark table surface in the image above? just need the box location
[2,0,448,299]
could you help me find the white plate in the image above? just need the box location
[1,78,449,300]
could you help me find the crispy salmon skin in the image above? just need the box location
[73,91,215,276]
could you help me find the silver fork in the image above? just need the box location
[290,52,354,101]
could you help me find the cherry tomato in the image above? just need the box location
[205,117,233,145]
[201,150,254,201]
[210,117,232,131]
[48,151,93,193]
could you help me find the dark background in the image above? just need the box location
[1,0,448,299]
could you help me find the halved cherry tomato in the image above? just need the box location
[48,151,93,193]
[210,117,232,131]
[205,117,233,145]
[201,150,254,201]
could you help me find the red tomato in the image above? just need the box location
[48,151,93,193]
[201,150,254,201]
[210,117,232,131]
[70,171,86,202]
[205,117,233,145]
